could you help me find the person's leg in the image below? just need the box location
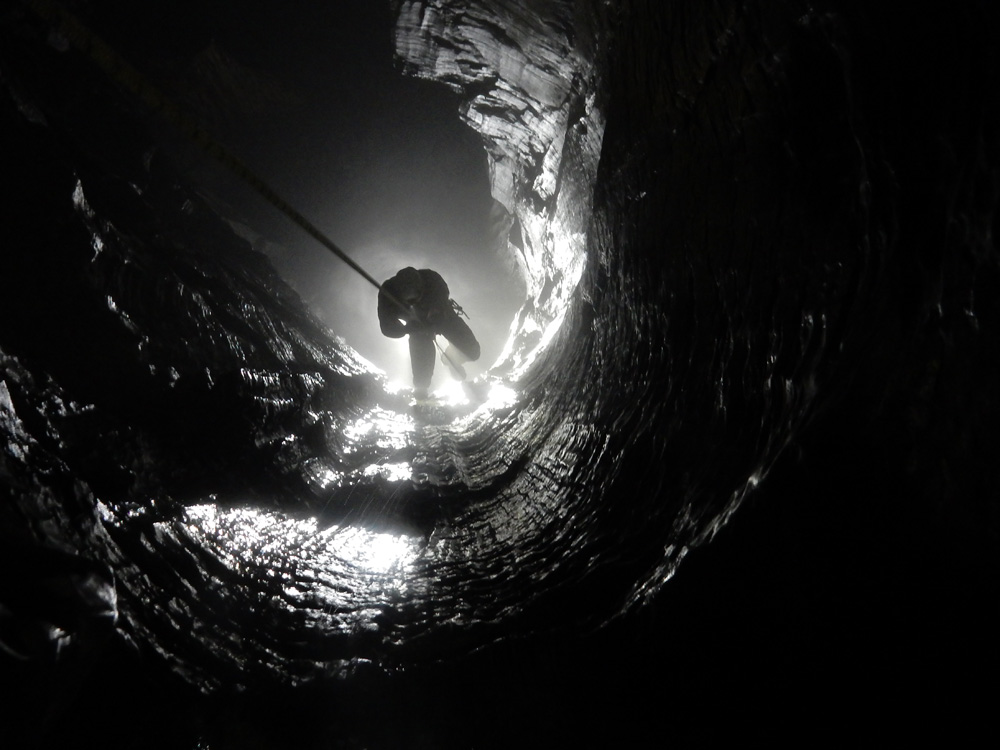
[437,313,480,361]
[409,333,435,392]
[436,313,480,380]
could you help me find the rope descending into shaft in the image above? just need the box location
[19,0,396,303]
[20,0,469,377]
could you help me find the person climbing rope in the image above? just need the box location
[378,267,480,399]
[21,1,489,406]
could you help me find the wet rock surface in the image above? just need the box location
[2,0,999,747]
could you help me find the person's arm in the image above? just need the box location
[377,288,408,338]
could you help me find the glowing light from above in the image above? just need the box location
[385,380,409,395]
[434,378,469,406]
[484,382,518,409]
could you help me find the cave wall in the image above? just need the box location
[1,0,998,746]
[395,0,608,376]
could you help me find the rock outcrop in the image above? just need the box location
[396,0,608,376]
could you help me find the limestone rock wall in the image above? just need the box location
[394,0,608,377]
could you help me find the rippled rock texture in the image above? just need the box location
[395,0,606,364]
[3,0,999,747]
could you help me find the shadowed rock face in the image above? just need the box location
[2,0,998,746]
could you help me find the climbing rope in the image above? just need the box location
[18,0,469,378]
[18,0,396,302]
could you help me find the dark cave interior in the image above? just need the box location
[2,0,999,747]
